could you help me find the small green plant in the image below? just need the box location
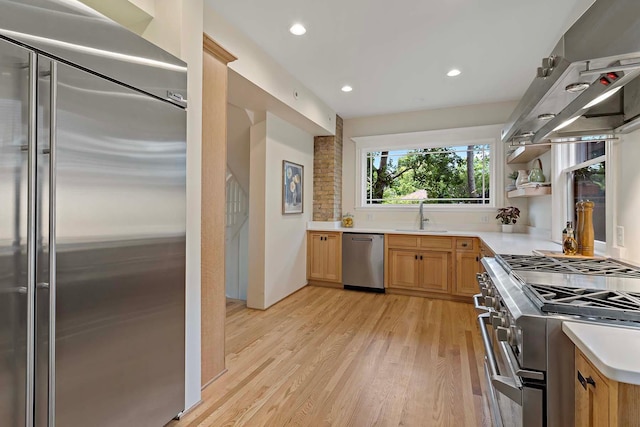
[507,171,519,180]
[496,206,521,225]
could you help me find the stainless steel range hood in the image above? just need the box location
[502,0,640,145]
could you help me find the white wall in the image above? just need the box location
[248,113,314,309]
[248,121,267,308]
[616,129,640,263]
[203,6,336,136]
[342,100,529,230]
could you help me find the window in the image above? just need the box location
[564,141,606,242]
[364,144,491,205]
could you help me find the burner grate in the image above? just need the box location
[496,254,640,278]
[525,283,640,322]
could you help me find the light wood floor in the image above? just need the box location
[171,287,491,427]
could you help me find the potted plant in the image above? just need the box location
[496,206,520,233]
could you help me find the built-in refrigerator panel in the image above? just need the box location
[46,62,186,427]
[0,37,32,427]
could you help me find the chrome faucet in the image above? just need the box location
[419,199,429,230]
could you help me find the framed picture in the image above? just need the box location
[282,160,304,214]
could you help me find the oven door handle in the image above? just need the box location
[478,313,523,405]
[473,294,489,312]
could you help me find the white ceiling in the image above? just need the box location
[207,0,596,119]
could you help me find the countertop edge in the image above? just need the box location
[562,321,640,385]
[305,226,562,256]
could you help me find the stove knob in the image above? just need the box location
[484,296,496,309]
[496,326,511,343]
[490,312,505,328]
[481,287,494,297]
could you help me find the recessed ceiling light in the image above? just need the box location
[289,23,306,36]
[538,113,556,121]
[447,69,462,77]
[566,82,590,93]
[341,85,353,92]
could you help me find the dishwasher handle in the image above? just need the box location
[350,237,373,242]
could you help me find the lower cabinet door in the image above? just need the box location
[388,250,420,288]
[308,233,325,280]
[454,252,481,296]
[323,233,342,282]
[575,350,610,427]
[418,251,450,293]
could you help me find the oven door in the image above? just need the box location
[478,313,544,427]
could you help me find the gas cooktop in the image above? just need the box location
[496,254,640,278]
[493,254,640,322]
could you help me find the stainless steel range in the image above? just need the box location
[476,254,640,427]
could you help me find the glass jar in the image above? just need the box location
[342,213,354,228]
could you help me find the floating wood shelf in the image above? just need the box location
[507,187,552,198]
[507,145,551,164]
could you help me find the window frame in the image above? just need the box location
[552,140,615,255]
[352,125,503,212]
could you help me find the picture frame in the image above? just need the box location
[282,160,304,214]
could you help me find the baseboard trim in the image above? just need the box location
[308,280,343,289]
[386,287,472,303]
[201,368,228,390]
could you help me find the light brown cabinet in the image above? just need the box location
[453,237,481,297]
[307,232,342,284]
[575,347,640,427]
[385,234,479,301]
[388,249,450,293]
[306,231,484,301]
[454,252,481,297]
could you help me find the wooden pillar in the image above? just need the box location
[201,34,236,387]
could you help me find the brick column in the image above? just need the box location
[313,116,343,221]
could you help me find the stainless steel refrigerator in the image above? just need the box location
[0,1,187,426]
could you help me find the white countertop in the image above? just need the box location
[307,225,562,256]
[563,321,640,385]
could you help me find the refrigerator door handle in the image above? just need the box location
[26,50,37,427]
[48,60,58,427]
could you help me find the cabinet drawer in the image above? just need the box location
[456,238,476,251]
[480,241,494,257]
[420,236,453,250]
[387,235,420,248]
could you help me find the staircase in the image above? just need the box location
[225,169,249,300]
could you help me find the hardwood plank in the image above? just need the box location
[171,286,490,427]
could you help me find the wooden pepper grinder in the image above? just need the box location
[581,201,595,257]
[575,201,585,254]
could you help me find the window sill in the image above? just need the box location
[355,205,497,213]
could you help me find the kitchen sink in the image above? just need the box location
[394,229,448,233]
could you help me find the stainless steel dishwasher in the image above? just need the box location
[342,233,385,292]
